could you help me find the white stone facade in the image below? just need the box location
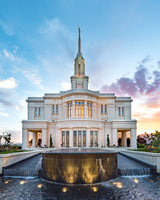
[22,29,137,149]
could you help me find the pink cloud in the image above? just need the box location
[101,56,160,99]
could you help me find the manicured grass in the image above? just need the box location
[0,150,30,154]
[133,147,160,153]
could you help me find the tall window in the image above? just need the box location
[90,131,98,147]
[101,105,103,114]
[56,105,58,114]
[68,102,73,118]
[78,131,81,147]
[53,105,55,114]
[83,131,86,147]
[105,105,107,114]
[75,102,84,118]
[53,105,59,114]
[73,130,86,147]
[118,107,121,116]
[118,107,124,116]
[35,107,41,117]
[78,64,81,75]
[101,105,107,114]
[90,131,93,147]
[87,102,92,118]
[73,131,77,147]
[62,131,69,147]
[122,107,124,116]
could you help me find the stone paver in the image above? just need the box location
[0,175,160,200]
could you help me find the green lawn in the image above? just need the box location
[0,150,30,154]
[133,147,160,153]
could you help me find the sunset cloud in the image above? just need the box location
[101,57,160,97]
[101,56,160,134]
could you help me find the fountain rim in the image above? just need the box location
[42,148,117,154]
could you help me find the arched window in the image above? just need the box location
[75,102,84,118]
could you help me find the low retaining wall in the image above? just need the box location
[0,150,41,174]
[121,150,160,173]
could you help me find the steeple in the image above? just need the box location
[76,27,83,59]
[70,28,89,90]
[78,27,81,52]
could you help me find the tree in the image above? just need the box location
[107,134,110,147]
[3,133,11,146]
[50,134,53,148]
[150,130,160,147]
[0,135,3,145]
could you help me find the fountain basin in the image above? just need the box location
[42,148,118,184]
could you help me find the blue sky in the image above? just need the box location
[0,0,160,142]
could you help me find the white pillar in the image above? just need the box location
[131,129,137,149]
[112,128,118,146]
[98,129,101,148]
[69,129,73,147]
[64,102,67,119]
[84,101,87,118]
[86,129,90,147]
[32,132,36,148]
[123,131,127,147]
[22,129,29,149]
[58,129,62,147]
[92,102,96,119]
[73,101,75,118]
[42,129,47,147]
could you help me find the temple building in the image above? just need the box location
[22,29,137,149]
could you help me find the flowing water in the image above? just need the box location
[1,153,159,199]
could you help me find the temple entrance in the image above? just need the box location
[118,130,131,147]
[73,130,86,147]
[28,130,42,148]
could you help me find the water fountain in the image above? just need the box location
[41,148,118,184]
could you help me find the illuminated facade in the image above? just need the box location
[22,29,137,149]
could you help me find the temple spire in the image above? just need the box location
[71,28,89,90]
[78,27,81,52]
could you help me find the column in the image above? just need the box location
[86,129,90,147]
[42,129,47,147]
[112,128,118,146]
[32,132,36,148]
[131,129,137,149]
[22,129,29,149]
[55,129,60,147]
[81,129,83,147]
[84,101,87,118]
[98,129,101,148]
[73,101,75,118]
[123,131,127,147]
[92,102,96,119]
[69,129,73,147]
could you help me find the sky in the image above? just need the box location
[0,0,160,143]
